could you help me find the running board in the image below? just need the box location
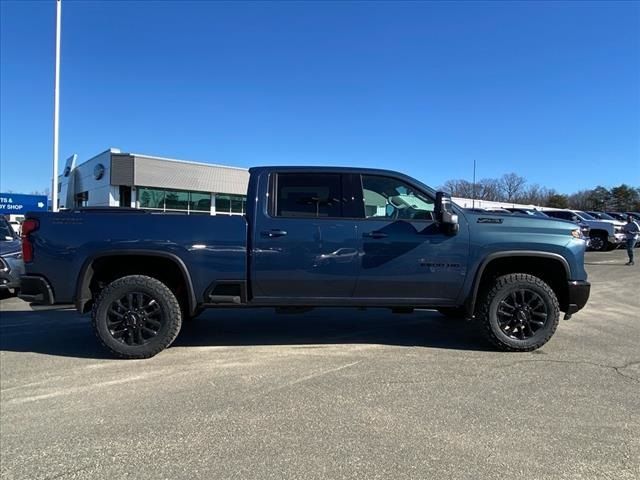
[207,295,242,304]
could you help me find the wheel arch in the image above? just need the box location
[75,250,197,315]
[466,251,570,317]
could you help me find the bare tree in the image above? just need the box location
[567,189,593,210]
[477,178,502,201]
[440,179,475,198]
[500,173,527,202]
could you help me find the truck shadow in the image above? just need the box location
[0,306,493,359]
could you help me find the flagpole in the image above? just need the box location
[52,0,61,212]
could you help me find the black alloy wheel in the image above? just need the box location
[92,275,182,359]
[589,234,606,252]
[107,292,163,346]
[495,289,548,340]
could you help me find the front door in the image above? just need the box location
[251,172,361,300]
[353,174,469,303]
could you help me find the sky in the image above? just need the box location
[1,0,639,195]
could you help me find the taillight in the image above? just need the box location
[21,219,39,262]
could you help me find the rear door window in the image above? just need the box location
[274,173,343,218]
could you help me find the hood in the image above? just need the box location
[0,237,21,256]
[597,219,625,227]
[462,210,578,233]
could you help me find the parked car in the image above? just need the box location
[510,209,592,248]
[604,212,627,222]
[543,209,625,251]
[586,211,618,222]
[8,220,21,235]
[0,217,24,295]
[625,212,640,222]
[505,208,548,217]
[464,207,513,214]
[20,166,590,358]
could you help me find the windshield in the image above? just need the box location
[523,210,548,217]
[576,211,596,221]
[0,218,16,240]
[592,212,616,220]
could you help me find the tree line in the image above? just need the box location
[440,173,640,211]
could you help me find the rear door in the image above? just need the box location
[251,172,361,300]
[352,174,468,303]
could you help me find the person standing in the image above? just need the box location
[623,215,640,265]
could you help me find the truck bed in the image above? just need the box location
[24,210,248,305]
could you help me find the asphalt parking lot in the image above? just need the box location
[1,249,638,480]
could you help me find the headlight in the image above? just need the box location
[571,229,582,239]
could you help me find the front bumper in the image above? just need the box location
[609,233,626,244]
[565,280,590,316]
[18,275,55,304]
[0,255,25,291]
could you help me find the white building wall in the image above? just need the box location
[452,197,539,210]
[58,149,118,208]
[109,185,120,207]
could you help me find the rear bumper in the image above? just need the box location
[18,275,55,304]
[565,280,590,315]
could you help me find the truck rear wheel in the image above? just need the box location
[92,275,182,359]
[477,273,560,352]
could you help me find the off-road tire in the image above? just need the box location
[92,275,182,359]
[477,273,560,352]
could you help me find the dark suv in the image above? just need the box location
[0,217,24,295]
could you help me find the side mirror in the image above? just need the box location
[435,192,459,235]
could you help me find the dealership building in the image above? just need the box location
[58,148,536,215]
[58,148,249,215]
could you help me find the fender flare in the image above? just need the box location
[465,250,570,317]
[75,249,197,315]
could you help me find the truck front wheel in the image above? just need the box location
[589,232,608,252]
[477,273,560,352]
[92,275,183,359]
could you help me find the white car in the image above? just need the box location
[8,221,21,236]
[543,209,626,251]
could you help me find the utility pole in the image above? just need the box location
[472,159,477,209]
[52,0,61,212]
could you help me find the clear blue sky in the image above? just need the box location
[1,1,639,195]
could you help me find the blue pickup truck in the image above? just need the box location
[19,167,590,358]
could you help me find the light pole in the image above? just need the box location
[52,0,61,212]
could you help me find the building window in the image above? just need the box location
[215,194,246,215]
[137,187,213,214]
[75,191,89,207]
[189,192,211,213]
[138,188,164,210]
[119,186,132,208]
[164,190,189,212]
